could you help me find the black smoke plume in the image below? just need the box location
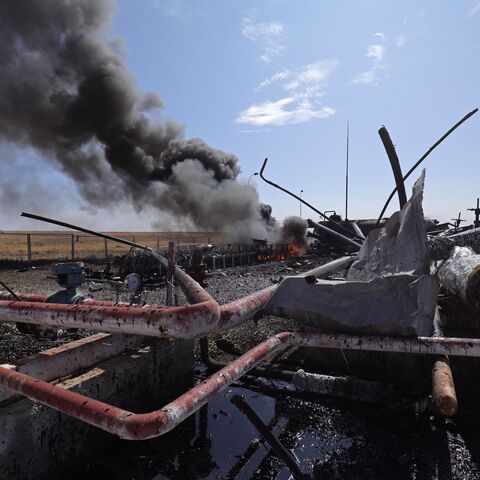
[279,216,308,249]
[0,0,272,239]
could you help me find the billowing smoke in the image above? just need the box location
[278,216,308,249]
[0,0,273,239]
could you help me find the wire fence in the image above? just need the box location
[0,231,230,262]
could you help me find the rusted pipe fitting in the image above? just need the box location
[2,331,480,440]
[431,310,458,417]
[0,333,292,440]
[0,256,355,338]
[0,298,220,339]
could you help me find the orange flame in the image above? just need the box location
[255,243,304,262]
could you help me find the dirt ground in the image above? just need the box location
[1,258,480,479]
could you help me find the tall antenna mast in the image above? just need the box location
[345,120,350,220]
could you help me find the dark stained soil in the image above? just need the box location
[1,258,480,479]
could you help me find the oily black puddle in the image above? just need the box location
[60,374,480,480]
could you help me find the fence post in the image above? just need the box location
[156,237,160,253]
[104,238,109,260]
[26,234,32,262]
[166,241,176,306]
[71,234,75,260]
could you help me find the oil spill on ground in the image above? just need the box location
[60,370,480,480]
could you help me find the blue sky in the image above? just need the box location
[3,0,480,230]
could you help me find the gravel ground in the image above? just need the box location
[1,258,480,479]
[0,255,328,363]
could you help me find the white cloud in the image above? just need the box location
[238,59,338,127]
[470,0,480,16]
[242,17,285,63]
[396,34,407,47]
[255,69,291,91]
[353,34,387,86]
[284,60,338,91]
[236,97,335,126]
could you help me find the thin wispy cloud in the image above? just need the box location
[237,98,335,127]
[396,34,407,47]
[469,0,480,16]
[255,69,291,92]
[284,60,337,92]
[353,34,387,86]
[238,60,338,127]
[242,17,285,63]
[153,0,193,22]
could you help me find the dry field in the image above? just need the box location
[0,230,230,261]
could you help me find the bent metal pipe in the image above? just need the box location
[1,331,480,440]
[0,256,356,338]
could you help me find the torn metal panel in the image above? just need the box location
[348,170,430,281]
[264,274,437,336]
[265,172,437,336]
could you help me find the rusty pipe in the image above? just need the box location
[293,331,480,357]
[2,331,480,440]
[0,298,219,339]
[431,310,458,417]
[0,256,355,337]
[0,263,219,339]
[0,332,294,440]
[218,255,355,331]
[0,234,220,338]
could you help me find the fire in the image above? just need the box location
[255,243,304,262]
[288,243,303,257]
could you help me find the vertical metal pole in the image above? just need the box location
[166,241,175,306]
[345,120,350,220]
[27,234,32,262]
[299,190,303,218]
[378,126,407,209]
[477,198,480,229]
[71,234,75,260]
[156,237,160,253]
[104,238,108,260]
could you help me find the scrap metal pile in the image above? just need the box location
[83,239,292,289]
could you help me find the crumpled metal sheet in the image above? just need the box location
[265,171,438,336]
[264,274,437,336]
[347,170,430,281]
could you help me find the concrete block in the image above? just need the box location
[0,339,193,480]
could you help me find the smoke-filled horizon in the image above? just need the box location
[0,0,284,241]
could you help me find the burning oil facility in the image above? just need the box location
[1,1,480,479]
